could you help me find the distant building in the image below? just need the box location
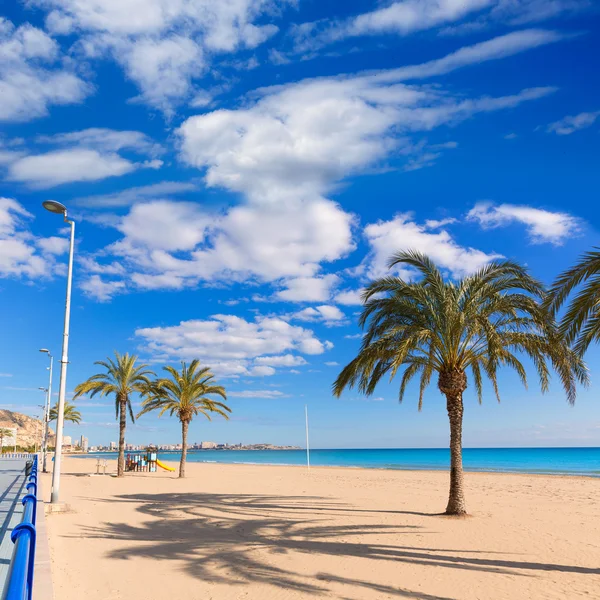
[63,435,72,447]
[0,428,17,449]
[80,435,89,453]
[201,441,217,449]
[110,441,117,451]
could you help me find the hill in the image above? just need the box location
[0,409,55,448]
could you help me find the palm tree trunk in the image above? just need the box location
[445,392,467,515]
[179,420,188,478]
[118,400,126,477]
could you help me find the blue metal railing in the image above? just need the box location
[2,456,38,600]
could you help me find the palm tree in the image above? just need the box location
[74,352,154,477]
[333,251,588,515]
[49,401,82,425]
[545,248,600,355]
[0,428,12,453]
[138,360,230,478]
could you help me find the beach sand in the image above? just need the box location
[42,457,600,600]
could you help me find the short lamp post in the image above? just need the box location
[39,349,53,472]
[42,201,75,504]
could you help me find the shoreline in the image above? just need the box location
[71,453,600,479]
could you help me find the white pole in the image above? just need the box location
[305,405,310,471]
[43,355,53,472]
[51,216,75,504]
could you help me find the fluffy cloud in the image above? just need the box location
[293,0,493,52]
[7,149,161,188]
[364,214,501,279]
[254,354,307,367]
[0,198,68,279]
[276,275,341,303]
[31,0,287,114]
[4,128,163,188]
[83,33,559,300]
[75,181,199,208]
[0,18,90,122]
[546,111,600,135]
[334,289,364,306]
[135,314,332,377]
[291,305,345,325]
[79,275,127,302]
[37,128,164,156]
[467,202,580,244]
[292,1,584,54]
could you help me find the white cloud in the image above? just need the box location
[36,236,69,254]
[0,18,91,122]
[83,34,558,300]
[254,354,307,367]
[276,275,340,303]
[135,314,332,377]
[364,213,502,279]
[424,217,458,229]
[344,333,363,339]
[292,305,345,325]
[228,389,289,398]
[293,0,493,52]
[37,128,163,156]
[75,181,200,208]
[249,365,276,377]
[79,275,127,302]
[0,373,12,377]
[31,0,285,114]
[324,361,339,366]
[467,202,580,245]
[292,0,582,55]
[334,288,364,306]
[4,127,163,188]
[0,198,67,279]
[546,111,600,135]
[6,149,160,188]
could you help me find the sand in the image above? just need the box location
[41,457,600,600]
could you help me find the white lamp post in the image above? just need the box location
[43,201,75,504]
[39,349,53,472]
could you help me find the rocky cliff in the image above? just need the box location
[0,409,55,448]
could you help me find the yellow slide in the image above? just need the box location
[156,459,176,472]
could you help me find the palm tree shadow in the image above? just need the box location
[77,492,599,597]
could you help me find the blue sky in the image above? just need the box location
[1,0,599,449]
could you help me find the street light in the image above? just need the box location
[43,200,75,504]
[39,349,53,472]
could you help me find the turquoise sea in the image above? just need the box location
[80,447,600,476]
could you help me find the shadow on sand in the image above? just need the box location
[76,491,599,599]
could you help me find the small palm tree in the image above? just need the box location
[74,352,154,477]
[138,360,230,478]
[545,249,600,355]
[333,251,588,515]
[49,401,82,425]
[0,428,13,452]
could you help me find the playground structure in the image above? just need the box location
[125,452,176,472]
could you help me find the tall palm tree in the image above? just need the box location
[138,360,230,478]
[545,249,600,355]
[49,401,82,424]
[74,352,154,477]
[333,251,588,515]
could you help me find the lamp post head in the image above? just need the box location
[39,348,49,354]
[39,387,47,392]
[42,200,67,215]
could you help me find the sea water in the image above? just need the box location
[79,447,600,476]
